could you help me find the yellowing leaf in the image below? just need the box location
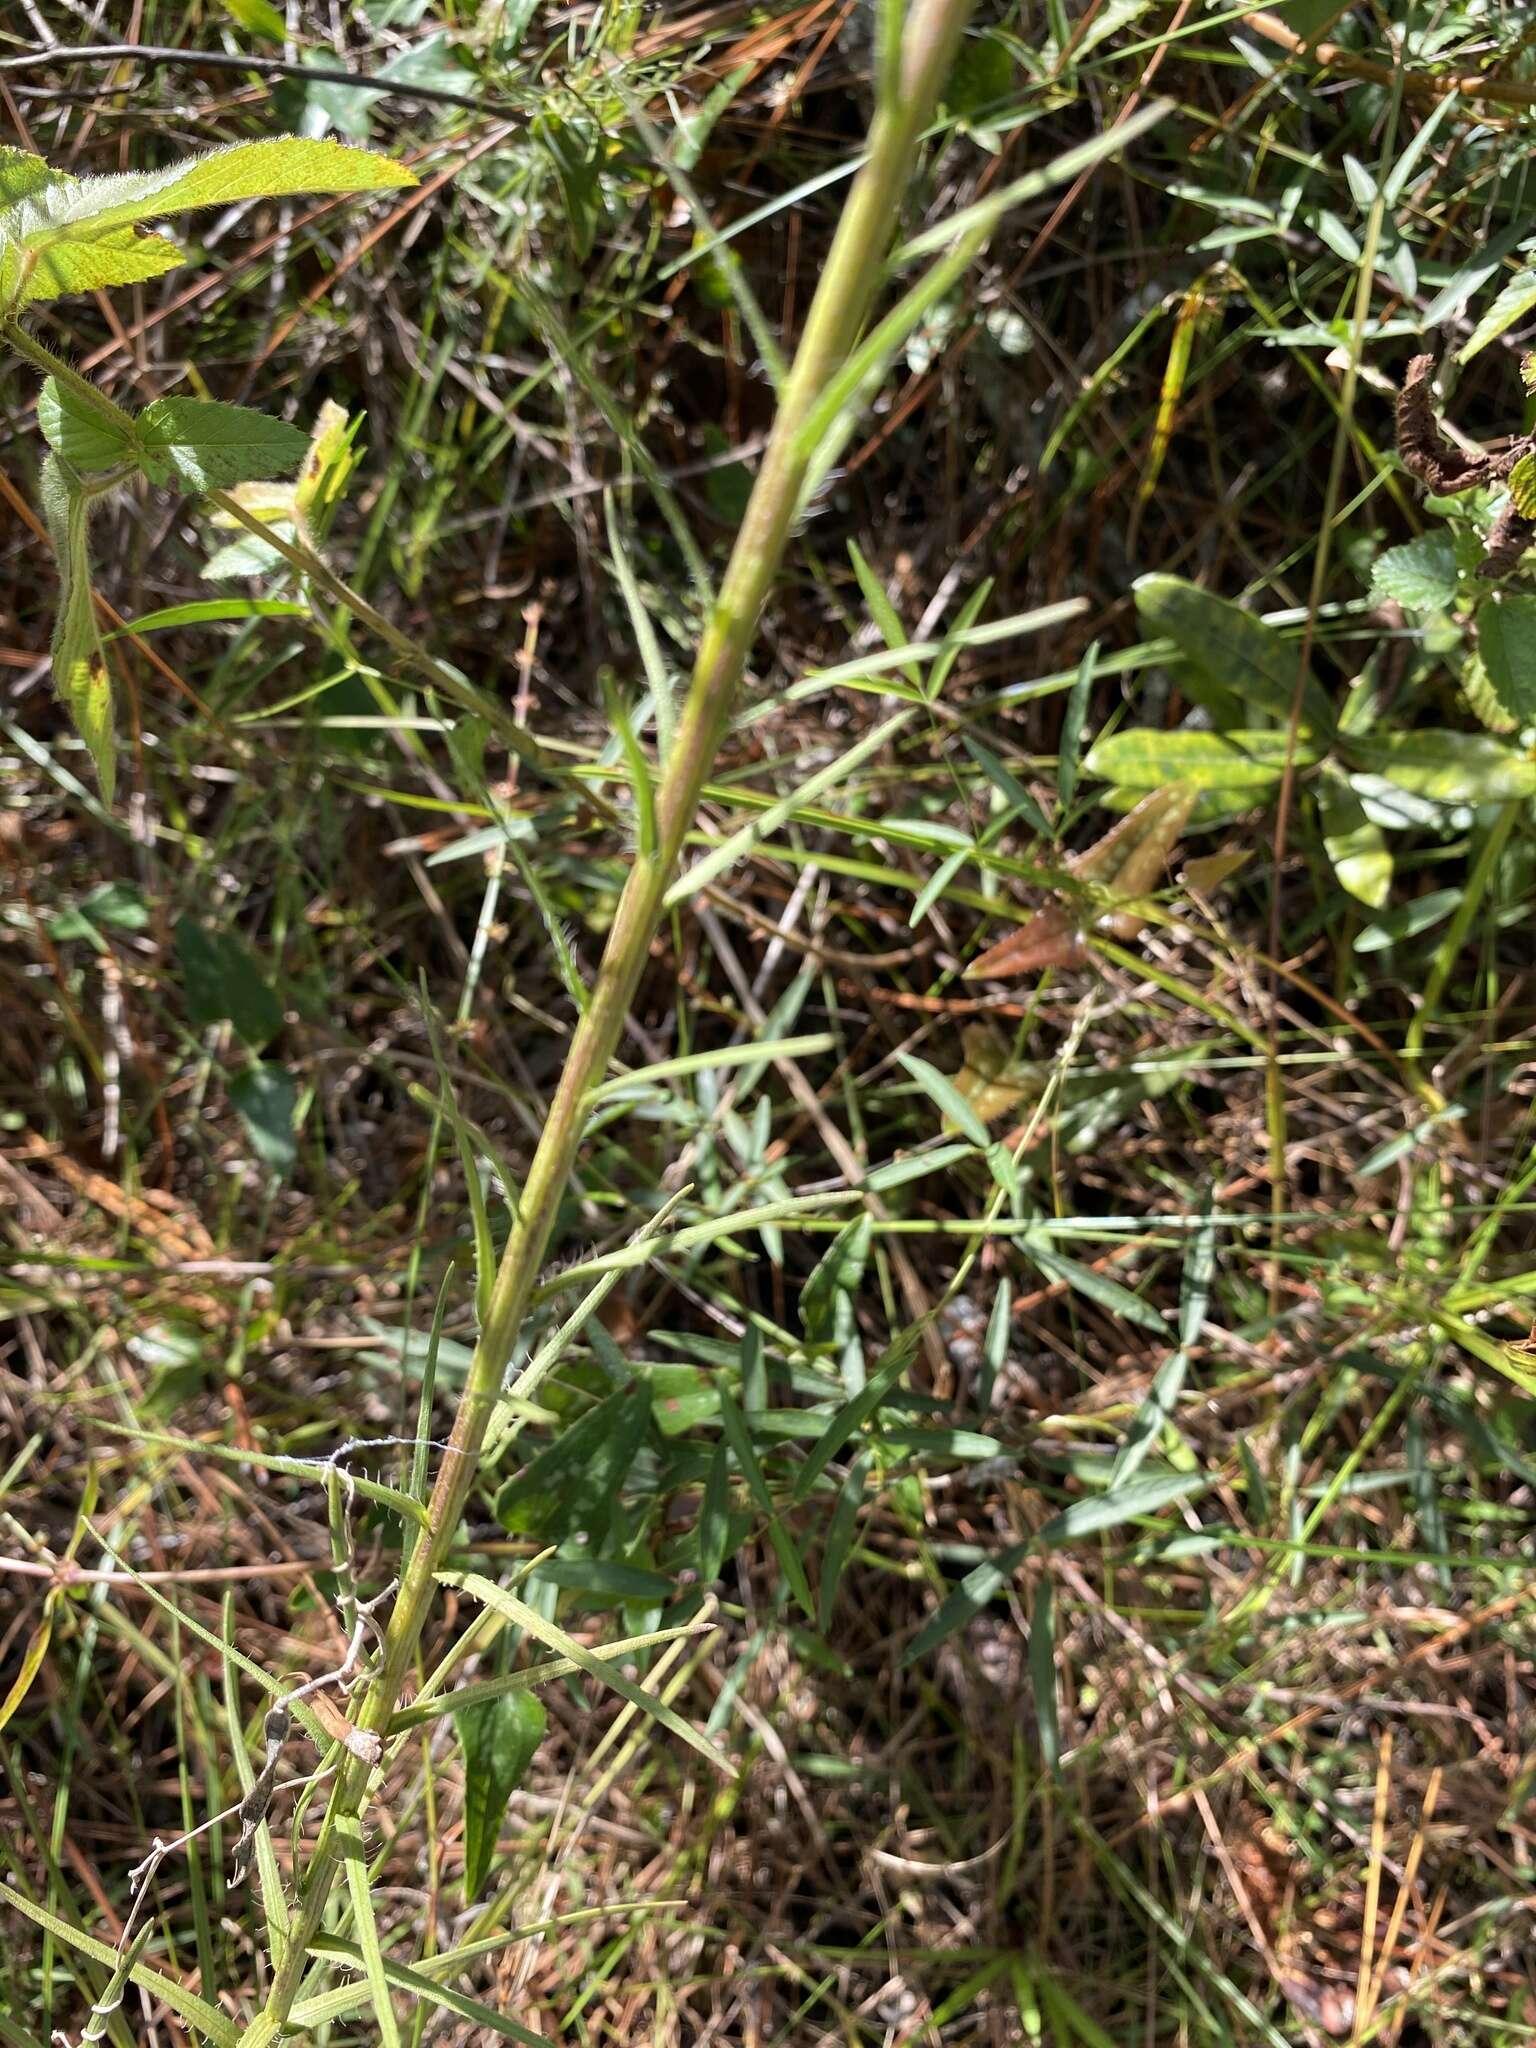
[1509,452,1536,520]
[0,1589,57,1734]
[4,136,414,304]
[1084,727,1312,791]
[0,145,70,206]
[1317,767,1392,909]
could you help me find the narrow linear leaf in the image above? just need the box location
[902,1538,1032,1665]
[719,1388,815,1620]
[1029,1578,1060,1775]
[793,1321,922,1504]
[896,1050,991,1148]
[0,1886,238,2047]
[1036,1468,1210,1545]
[337,1813,401,2048]
[438,1571,731,1777]
[1024,1239,1167,1333]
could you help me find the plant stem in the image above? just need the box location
[22,0,980,2025]
[1,316,570,791]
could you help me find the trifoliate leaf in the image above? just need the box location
[1369,533,1459,612]
[138,398,308,492]
[37,377,137,473]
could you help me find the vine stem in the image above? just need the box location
[14,2,978,2031]
[0,314,569,790]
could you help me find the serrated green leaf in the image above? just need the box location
[455,1691,545,1901]
[229,1062,298,1174]
[3,222,185,304]
[1477,594,1536,724]
[1369,534,1459,612]
[4,137,413,303]
[1083,728,1312,792]
[1316,767,1392,908]
[1459,266,1536,363]
[0,145,69,206]
[138,398,308,493]
[37,377,136,473]
[1507,452,1536,521]
[1133,574,1331,730]
[1345,729,1536,801]
[174,916,284,1047]
[24,136,414,237]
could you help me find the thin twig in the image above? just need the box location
[0,43,495,115]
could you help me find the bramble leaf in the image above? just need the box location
[37,377,136,472]
[1476,593,1536,724]
[0,145,70,206]
[1369,533,1459,611]
[138,398,308,492]
[2,136,413,304]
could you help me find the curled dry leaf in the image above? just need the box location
[966,785,1197,980]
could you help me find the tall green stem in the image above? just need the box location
[20,2,977,2030]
